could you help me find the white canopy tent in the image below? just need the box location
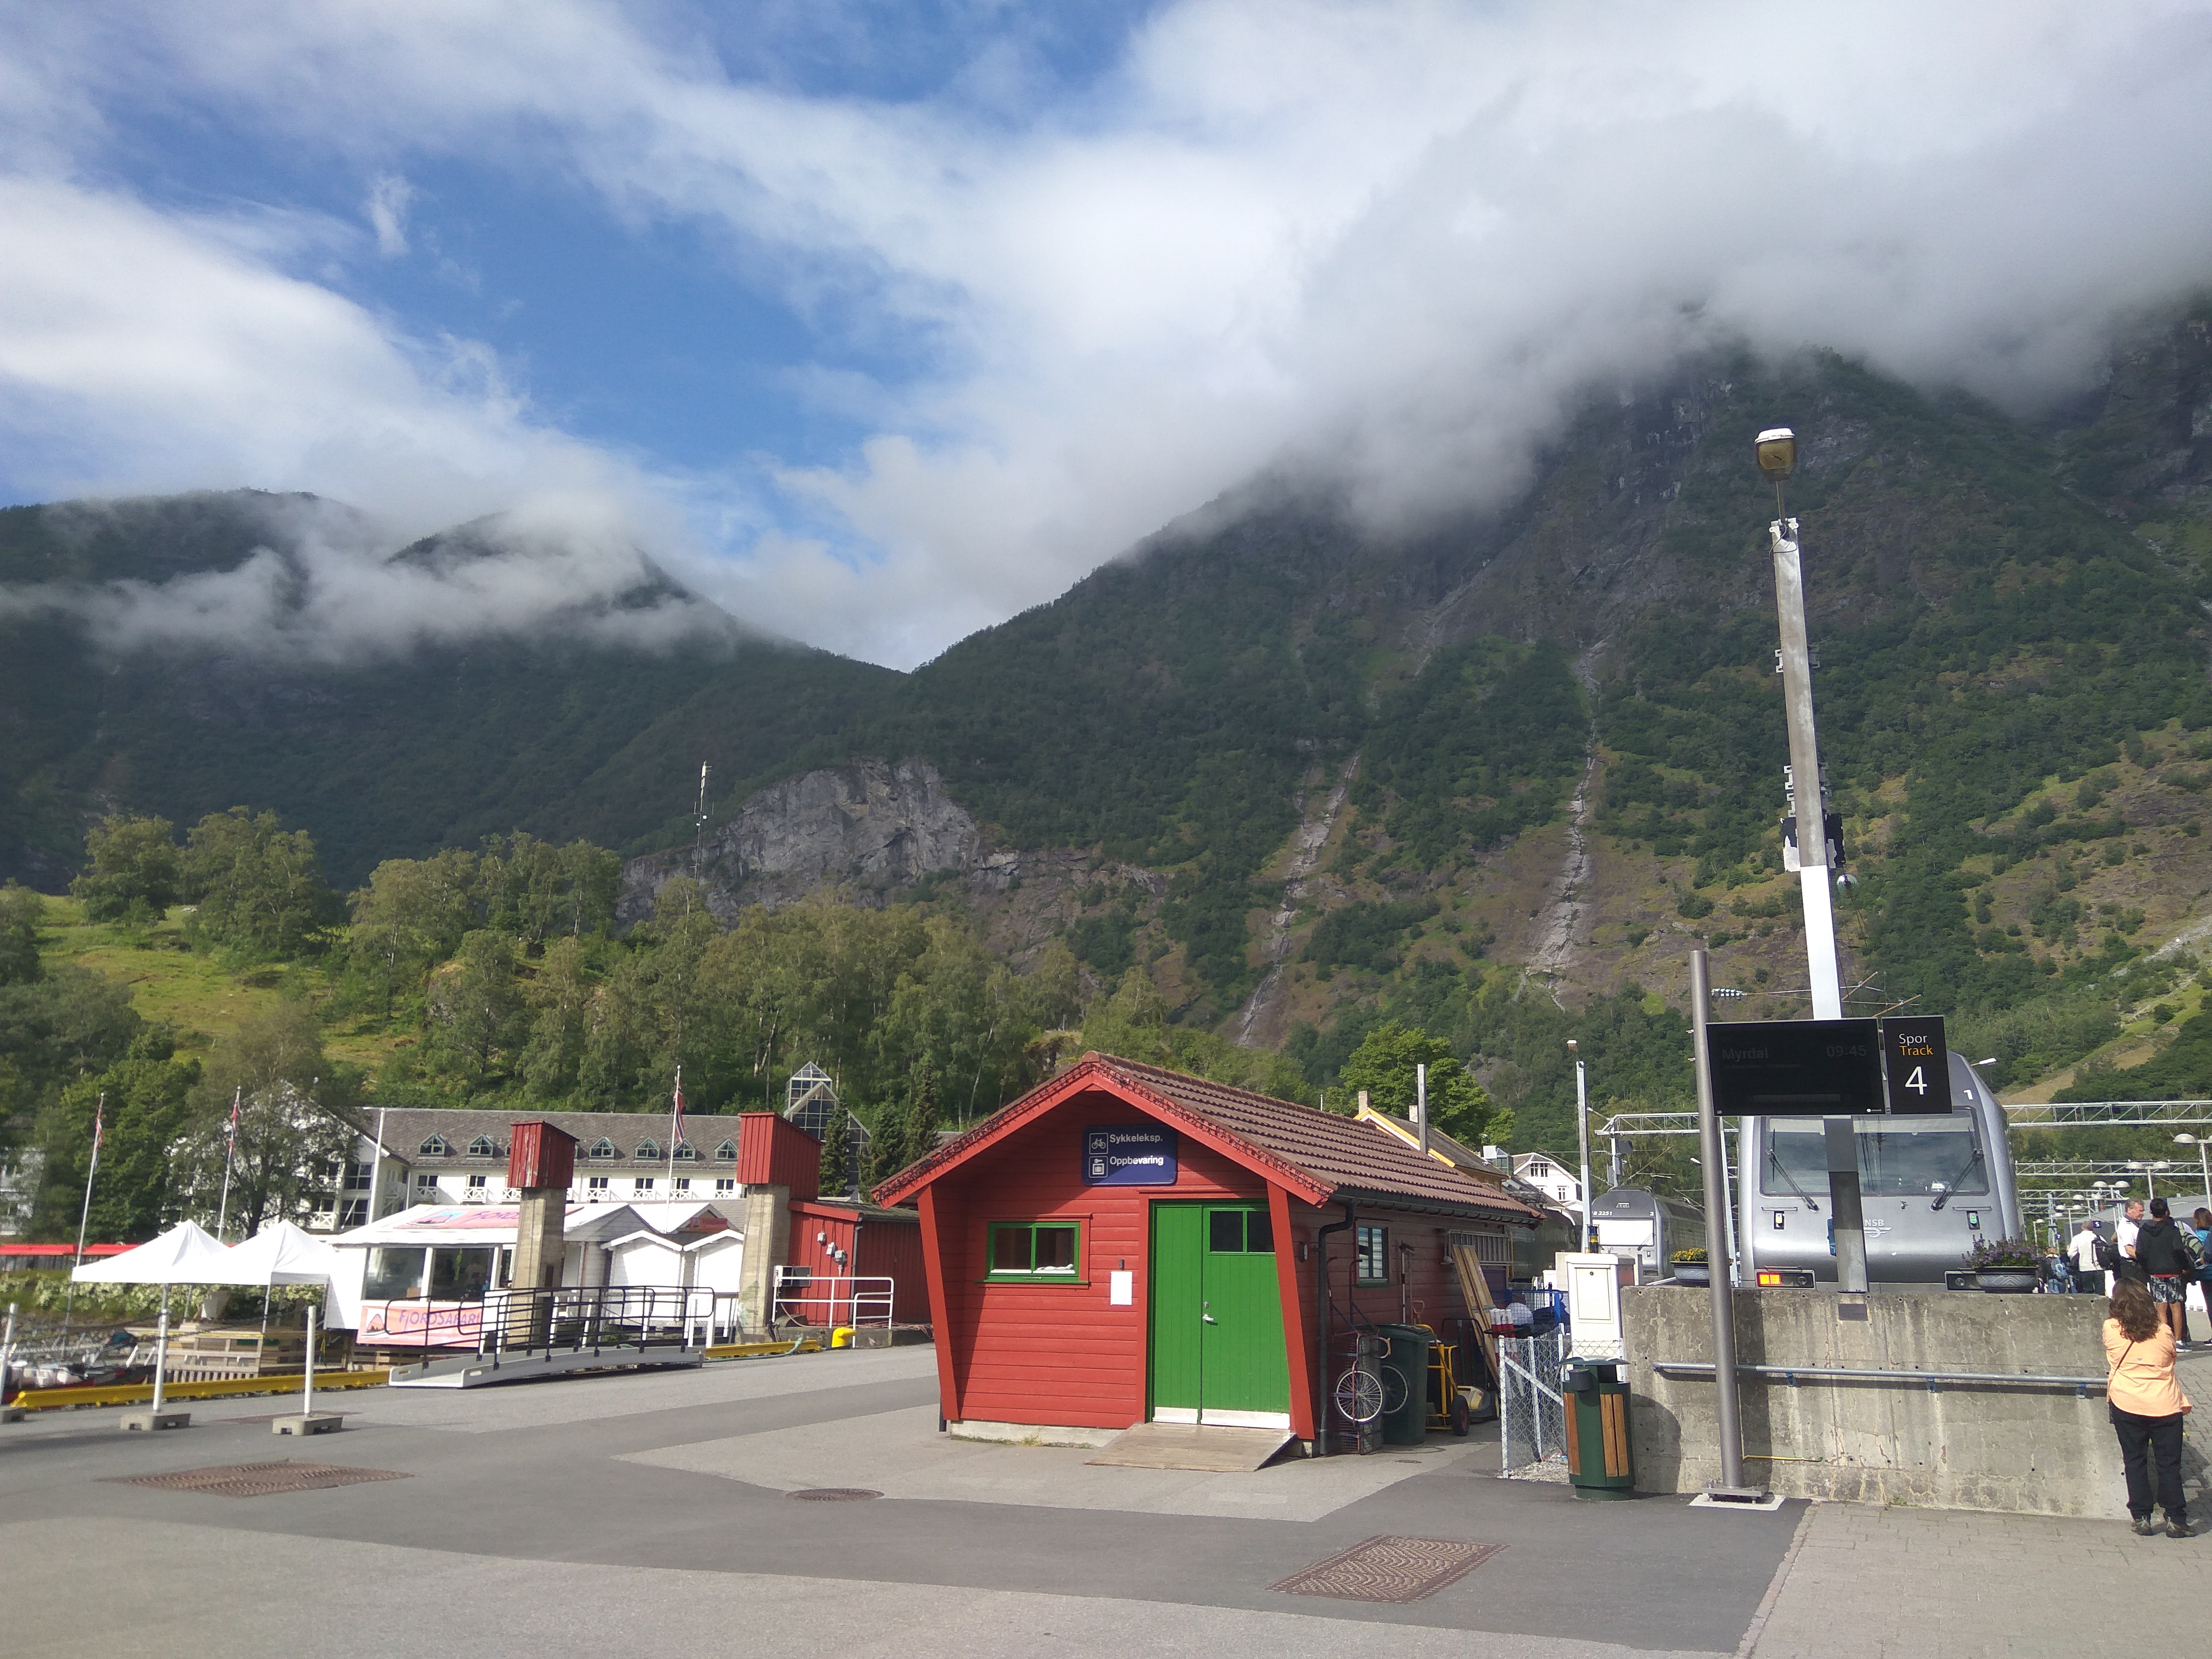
[214,1221,344,1286]
[72,1221,232,1413]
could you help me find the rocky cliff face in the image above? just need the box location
[620,757,981,922]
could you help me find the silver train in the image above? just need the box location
[1737,1050,2021,1287]
[1590,1187,1708,1277]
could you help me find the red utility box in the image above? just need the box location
[508,1120,577,1191]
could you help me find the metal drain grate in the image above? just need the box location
[108,1461,409,1499]
[787,1487,883,1502]
[1268,1535,1503,1603]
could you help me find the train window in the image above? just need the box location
[1858,1125,1986,1196]
[1761,1130,1833,1197]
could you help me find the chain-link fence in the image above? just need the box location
[1497,1325,1569,1471]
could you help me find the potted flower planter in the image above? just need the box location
[1963,1238,2043,1294]
[1673,1264,1711,1286]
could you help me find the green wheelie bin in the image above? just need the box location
[1376,1324,1436,1446]
[1561,1358,1634,1500]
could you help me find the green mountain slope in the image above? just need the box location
[0,493,899,886]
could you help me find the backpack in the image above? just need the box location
[2188,1228,2210,1272]
[2096,1234,2121,1272]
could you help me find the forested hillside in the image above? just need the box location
[4,301,2212,1212]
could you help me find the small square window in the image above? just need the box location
[587,1176,610,1198]
[634,1177,655,1194]
[673,1177,692,1193]
[986,1221,1081,1280]
[715,1178,736,1194]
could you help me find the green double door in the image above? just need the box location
[1149,1202,1291,1427]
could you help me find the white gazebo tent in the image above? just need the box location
[207,1221,347,1430]
[72,1220,232,1425]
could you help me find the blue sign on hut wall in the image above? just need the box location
[1083,1125,1178,1186]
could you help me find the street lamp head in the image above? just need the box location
[1755,427,1797,482]
[2178,1134,2199,1146]
[1566,1039,1577,1052]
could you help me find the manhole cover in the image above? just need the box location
[787,1487,882,1502]
[1268,1535,1503,1603]
[108,1461,409,1499]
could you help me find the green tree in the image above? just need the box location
[70,815,181,924]
[0,883,43,985]
[868,1065,939,1193]
[183,808,343,957]
[1337,1020,1501,1146]
[519,935,600,1101]
[28,1029,199,1241]
[172,1001,354,1237]
[0,965,141,1164]
[420,929,529,1091]
[347,849,481,1022]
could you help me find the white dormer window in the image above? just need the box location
[673,1141,697,1162]
[713,1140,739,1162]
[418,1134,449,1157]
[588,1138,619,1161]
[467,1135,498,1158]
[635,1139,661,1161]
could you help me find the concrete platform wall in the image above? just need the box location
[1621,1286,2179,1518]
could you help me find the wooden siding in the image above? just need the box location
[1280,1201,1506,1430]
[736,1112,821,1197]
[936,1085,1269,1431]
[785,1201,927,1327]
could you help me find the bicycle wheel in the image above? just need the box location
[1333,1366,1384,1425]
[1380,1367,1408,1416]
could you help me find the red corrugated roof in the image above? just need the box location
[875,1053,1540,1225]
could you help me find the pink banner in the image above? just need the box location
[361,1300,484,1346]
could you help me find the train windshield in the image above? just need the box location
[1761,1123,1988,1197]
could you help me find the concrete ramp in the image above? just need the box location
[1085,1422,1295,1472]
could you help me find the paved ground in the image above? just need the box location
[0,1344,2191,1657]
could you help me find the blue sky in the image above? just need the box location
[3,2,2210,667]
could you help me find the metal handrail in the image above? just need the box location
[1653,1359,2106,1393]
[770,1270,892,1330]
[366,1284,744,1363]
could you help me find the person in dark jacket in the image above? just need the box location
[2136,1198,2195,1346]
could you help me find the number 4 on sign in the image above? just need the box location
[1877,1016,1952,1116]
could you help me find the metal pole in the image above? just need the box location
[152,1285,169,1413]
[64,1092,104,1332]
[1771,508,1868,1292]
[1573,1055,1594,1247]
[374,1105,387,1220]
[216,1086,240,1240]
[303,1302,316,1419]
[2,1301,14,1408]
[1692,949,1751,1495]
[1770,517,1842,1021]
[1416,1064,1429,1158]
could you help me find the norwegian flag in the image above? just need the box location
[91,1093,104,1155]
[227,1085,242,1144]
[671,1067,686,1152]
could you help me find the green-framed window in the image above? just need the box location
[986,1220,1083,1281]
[1355,1223,1390,1286]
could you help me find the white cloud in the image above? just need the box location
[4,1,2212,668]
[365,171,413,257]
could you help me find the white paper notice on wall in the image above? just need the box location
[1109,1270,1134,1306]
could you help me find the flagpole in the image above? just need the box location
[216,1085,240,1240]
[62,1093,104,1332]
[667,1066,683,1191]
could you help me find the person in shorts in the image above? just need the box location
[2136,1198,2194,1345]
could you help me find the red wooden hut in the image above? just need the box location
[874,1053,1541,1450]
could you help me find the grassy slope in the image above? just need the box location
[32,897,405,1073]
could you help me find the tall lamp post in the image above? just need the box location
[1568,1039,1594,1248]
[1757,427,1867,1294]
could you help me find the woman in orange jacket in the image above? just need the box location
[2107,1277,2197,1538]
